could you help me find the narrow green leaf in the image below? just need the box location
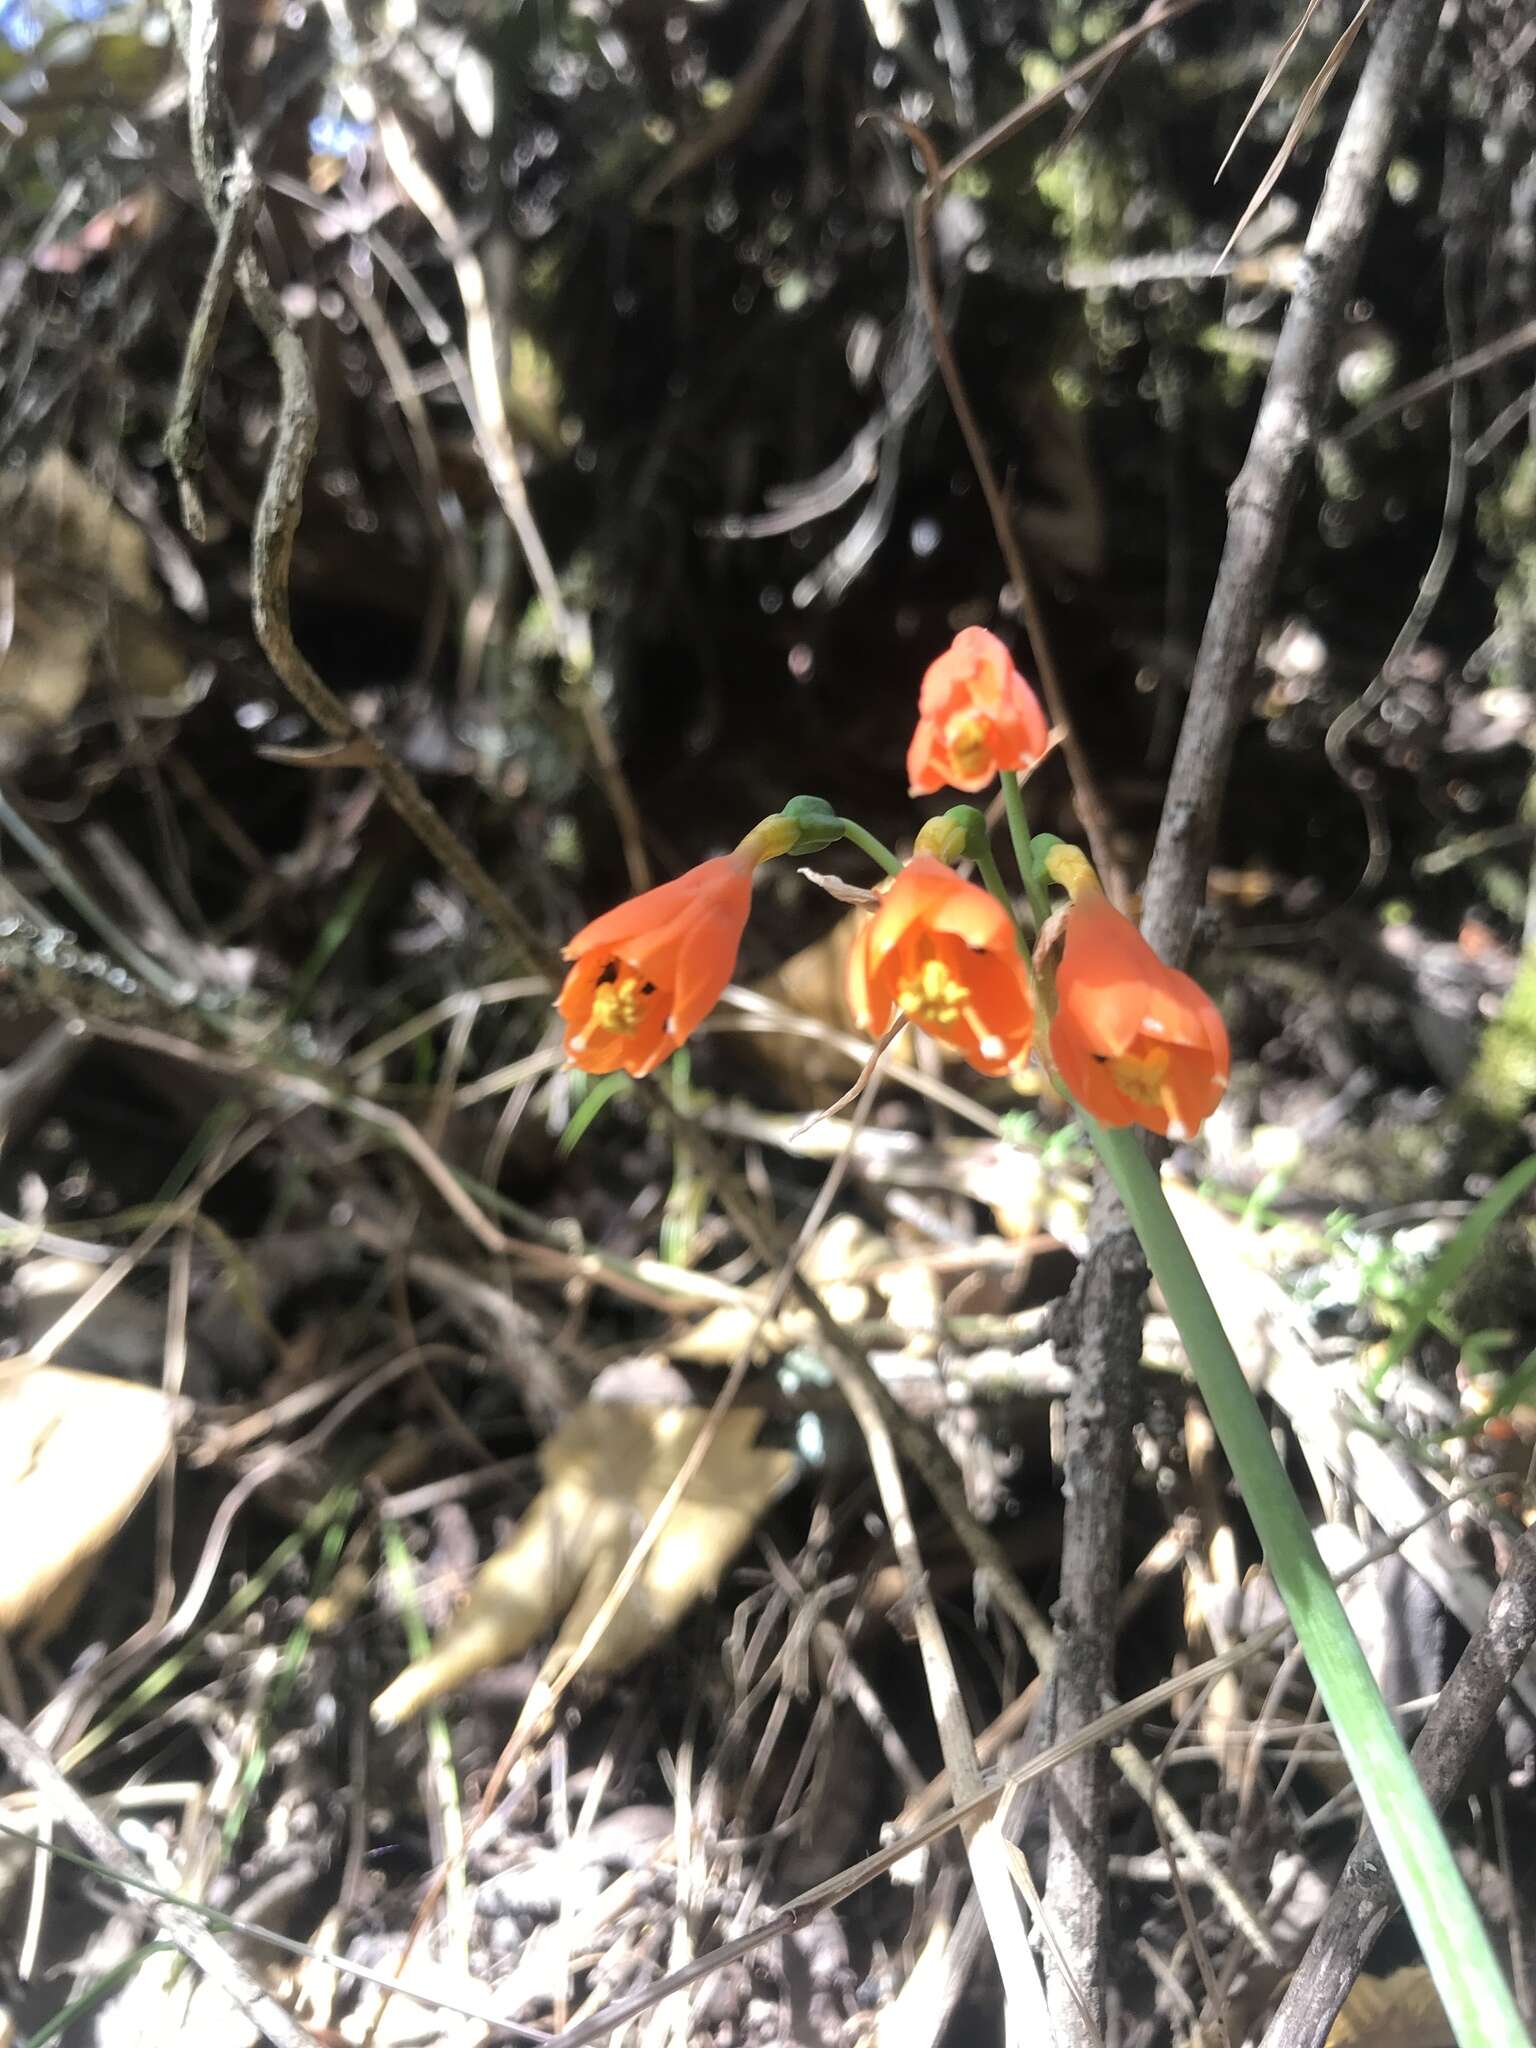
[1091,1120,1531,2048]
[557,1070,631,1154]
[1374,1152,1536,1386]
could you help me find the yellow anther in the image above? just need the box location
[897,957,970,1027]
[589,972,649,1037]
[1106,1044,1171,1110]
[945,711,992,780]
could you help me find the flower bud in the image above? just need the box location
[760,795,845,858]
[913,813,967,864]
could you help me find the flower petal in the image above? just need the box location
[669,885,752,1039]
[1055,893,1167,1058]
[846,918,886,1034]
[563,855,747,962]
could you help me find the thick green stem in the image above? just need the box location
[837,818,903,878]
[1001,771,1050,931]
[1089,1116,1529,2048]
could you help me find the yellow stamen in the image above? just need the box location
[588,971,650,1038]
[1106,1042,1171,1109]
[945,711,992,780]
[897,957,970,1027]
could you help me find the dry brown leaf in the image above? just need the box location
[0,450,190,763]
[747,904,928,1104]
[1325,1965,1453,2048]
[669,1212,883,1364]
[372,1404,796,1727]
[0,1358,178,1636]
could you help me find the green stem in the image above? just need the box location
[1001,771,1050,930]
[1090,1116,1530,2048]
[837,818,903,877]
[970,835,1031,964]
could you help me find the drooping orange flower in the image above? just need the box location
[559,834,777,1077]
[907,626,1050,796]
[1048,889,1229,1139]
[847,855,1034,1075]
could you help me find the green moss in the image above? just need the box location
[1478,447,1536,690]
[1034,139,1136,263]
[1461,944,1536,1128]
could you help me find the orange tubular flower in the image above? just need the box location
[1048,889,1229,1139]
[907,626,1050,796]
[560,820,792,1076]
[847,855,1034,1076]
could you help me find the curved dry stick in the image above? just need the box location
[365,81,653,895]
[167,0,549,973]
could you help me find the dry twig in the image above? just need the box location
[166,0,550,971]
[0,1715,318,2048]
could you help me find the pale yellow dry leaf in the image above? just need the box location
[0,1358,177,1635]
[748,904,882,1104]
[0,450,190,764]
[670,1211,883,1365]
[1325,1965,1452,2048]
[372,1405,796,1727]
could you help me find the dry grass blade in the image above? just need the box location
[1217,0,1376,271]
[936,0,1213,185]
[1216,0,1334,182]
[834,1258,1055,2037]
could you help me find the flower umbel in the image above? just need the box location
[907,626,1050,796]
[847,855,1034,1075]
[1047,881,1229,1139]
[559,825,789,1076]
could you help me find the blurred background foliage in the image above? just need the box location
[1,0,1534,1136]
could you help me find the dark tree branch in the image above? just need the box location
[1044,1187,1148,2040]
[1261,1528,1536,2048]
[1040,1,1443,2037]
[1141,0,1443,966]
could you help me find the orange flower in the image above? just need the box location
[847,855,1034,1075]
[1048,890,1229,1138]
[907,626,1050,796]
[559,854,756,1077]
